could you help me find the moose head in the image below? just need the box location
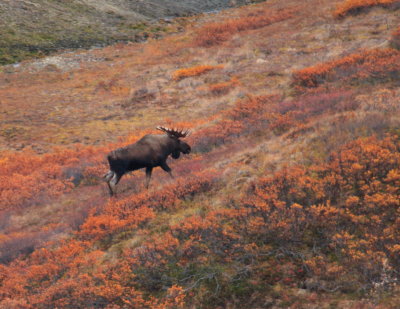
[156,126,191,159]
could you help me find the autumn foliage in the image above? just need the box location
[334,0,400,18]
[192,95,278,151]
[126,135,400,305]
[192,89,361,152]
[0,146,107,211]
[208,77,240,96]
[0,170,220,308]
[1,0,400,307]
[79,170,219,241]
[194,8,293,47]
[172,64,224,81]
[2,135,398,307]
[292,48,400,90]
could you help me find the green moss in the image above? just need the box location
[125,22,149,31]
[150,26,167,33]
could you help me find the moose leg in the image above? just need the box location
[108,172,123,196]
[161,162,174,179]
[104,171,115,196]
[145,167,153,189]
[107,181,114,197]
[104,170,114,182]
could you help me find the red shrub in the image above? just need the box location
[0,144,111,211]
[77,170,219,242]
[192,95,278,151]
[208,77,240,96]
[194,8,293,47]
[292,48,400,90]
[0,136,399,307]
[277,90,356,117]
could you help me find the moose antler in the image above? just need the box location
[157,126,191,138]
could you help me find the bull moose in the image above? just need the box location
[104,126,191,196]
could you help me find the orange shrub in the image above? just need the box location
[334,0,399,18]
[76,170,219,243]
[0,171,219,307]
[193,89,359,152]
[194,8,293,47]
[0,145,109,211]
[117,136,400,305]
[292,48,400,89]
[103,170,219,219]
[0,136,399,307]
[208,77,240,96]
[172,64,223,81]
[192,95,278,152]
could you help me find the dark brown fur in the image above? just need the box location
[104,133,191,196]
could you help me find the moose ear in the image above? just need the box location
[172,150,181,159]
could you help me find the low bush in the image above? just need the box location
[122,135,400,305]
[194,8,293,47]
[172,65,223,81]
[208,77,240,96]
[292,48,400,90]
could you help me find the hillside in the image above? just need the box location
[0,0,400,308]
[0,0,257,65]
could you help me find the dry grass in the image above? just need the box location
[391,25,400,49]
[334,0,400,18]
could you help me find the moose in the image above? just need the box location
[104,126,191,196]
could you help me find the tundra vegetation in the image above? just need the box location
[0,0,400,308]
[0,0,260,65]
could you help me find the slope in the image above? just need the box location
[0,0,399,307]
[0,0,257,65]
